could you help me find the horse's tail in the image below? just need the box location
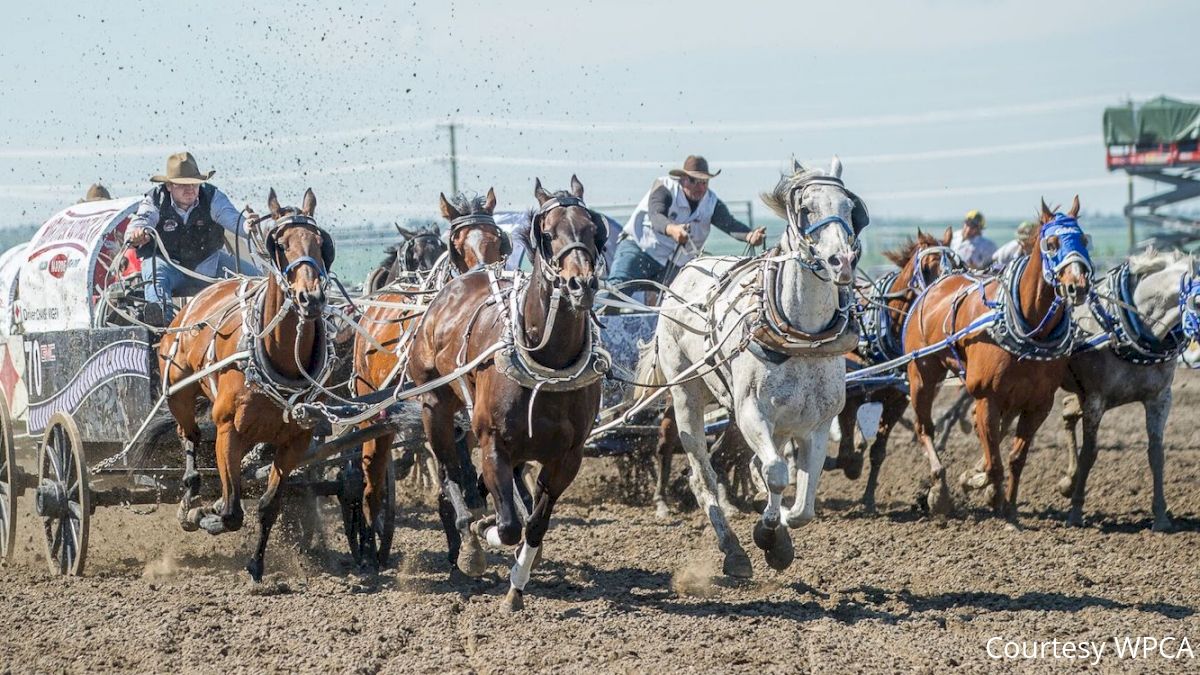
[631,338,665,403]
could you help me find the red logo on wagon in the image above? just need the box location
[48,254,69,278]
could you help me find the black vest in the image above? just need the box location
[137,184,226,268]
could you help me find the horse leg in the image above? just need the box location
[908,362,952,515]
[825,403,861,479]
[1067,396,1104,527]
[675,382,751,578]
[1058,393,1083,498]
[246,435,306,582]
[862,394,907,513]
[652,408,677,518]
[1144,390,1174,532]
[1004,407,1050,524]
[478,431,522,549]
[360,431,395,568]
[960,397,1005,515]
[195,424,246,535]
[513,464,533,525]
[167,384,204,532]
[423,397,483,575]
[504,455,581,612]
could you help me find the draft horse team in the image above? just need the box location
[144,157,1193,611]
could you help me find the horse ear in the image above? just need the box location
[534,178,552,205]
[396,224,415,239]
[267,188,282,219]
[301,188,316,217]
[791,157,804,174]
[484,187,497,214]
[569,174,585,199]
[1040,197,1053,221]
[942,225,953,245]
[830,156,843,179]
[1069,194,1081,218]
[439,193,459,220]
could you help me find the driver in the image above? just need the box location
[125,152,257,324]
[608,155,766,287]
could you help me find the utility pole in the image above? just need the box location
[442,121,459,196]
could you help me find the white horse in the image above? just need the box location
[635,158,865,577]
[1059,249,1200,531]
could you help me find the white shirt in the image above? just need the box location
[950,231,998,269]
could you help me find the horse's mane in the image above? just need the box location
[759,167,832,219]
[446,192,491,218]
[883,231,941,268]
[1128,247,1186,276]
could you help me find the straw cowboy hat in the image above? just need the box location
[669,155,721,181]
[78,183,111,203]
[151,152,215,184]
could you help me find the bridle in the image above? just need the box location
[260,211,333,319]
[1038,214,1093,296]
[397,230,445,273]
[529,196,603,282]
[781,177,864,284]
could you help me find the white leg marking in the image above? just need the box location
[509,543,540,591]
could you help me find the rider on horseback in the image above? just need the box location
[125,152,257,325]
[608,155,766,286]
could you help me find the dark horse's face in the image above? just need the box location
[395,226,447,273]
[533,175,602,312]
[1038,195,1092,306]
[266,188,334,319]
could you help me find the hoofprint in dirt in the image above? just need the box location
[2,372,1199,673]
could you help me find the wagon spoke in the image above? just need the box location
[44,438,62,479]
[68,500,83,520]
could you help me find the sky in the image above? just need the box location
[0,0,1197,229]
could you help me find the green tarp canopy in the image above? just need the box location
[1104,96,1200,146]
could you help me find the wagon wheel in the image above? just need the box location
[35,412,90,576]
[0,391,16,561]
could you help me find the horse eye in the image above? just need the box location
[1191,295,1200,310]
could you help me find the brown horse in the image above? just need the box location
[160,188,334,580]
[353,189,507,567]
[404,176,604,610]
[903,197,1091,522]
[828,228,959,511]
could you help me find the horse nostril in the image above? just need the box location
[827,255,839,268]
[567,277,583,293]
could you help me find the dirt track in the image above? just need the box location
[2,371,1199,673]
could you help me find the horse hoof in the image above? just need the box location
[752,521,774,552]
[961,471,989,492]
[843,453,864,481]
[654,502,670,519]
[457,533,487,577]
[723,551,754,579]
[928,484,953,517]
[1066,510,1085,528]
[861,500,877,515]
[1056,475,1075,499]
[1151,517,1175,534]
[763,527,795,571]
[199,514,227,536]
[177,504,200,532]
[822,456,839,472]
[503,588,525,612]
[246,559,264,583]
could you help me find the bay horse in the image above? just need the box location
[635,158,865,578]
[827,228,961,512]
[352,188,508,567]
[364,223,448,293]
[903,197,1092,522]
[1056,249,1200,531]
[404,176,605,610]
[160,188,335,580]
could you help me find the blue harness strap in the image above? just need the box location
[284,255,327,279]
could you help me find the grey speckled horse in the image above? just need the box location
[1059,250,1199,531]
[635,158,864,578]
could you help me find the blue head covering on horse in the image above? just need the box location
[1039,214,1092,284]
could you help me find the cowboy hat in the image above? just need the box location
[151,152,215,184]
[78,183,111,203]
[668,155,721,181]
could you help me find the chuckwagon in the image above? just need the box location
[0,198,402,575]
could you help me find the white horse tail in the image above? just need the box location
[632,338,665,403]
